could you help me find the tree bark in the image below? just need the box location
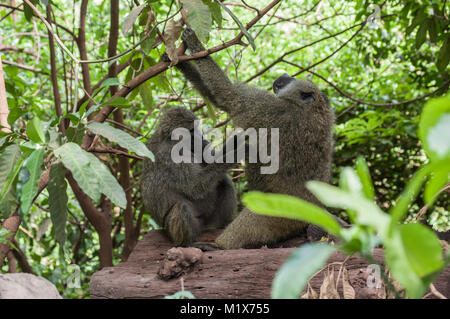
[90,230,450,299]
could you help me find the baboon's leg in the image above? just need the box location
[205,177,236,228]
[165,201,202,247]
[215,208,307,249]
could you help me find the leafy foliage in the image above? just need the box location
[0,0,448,298]
[245,95,449,298]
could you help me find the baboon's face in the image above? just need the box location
[273,74,328,109]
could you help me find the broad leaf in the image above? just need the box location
[398,223,443,277]
[100,77,121,89]
[272,243,335,298]
[164,18,183,65]
[355,157,375,200]
[86,122,154,160]
[339,167,362,194]
[54,143,101,202]
[306,181,390,237]
[437,38,450,73]
[389,163,433,227]
[415,23,427,49]
[205,0,222,28]
[48,162,68,247]
[0,144,22,218]
[384,224,441,299]
[123,3,147,36]
[84,152,127,209]
[0,144,21,189]
[20,148,44,214]
[243,191,342,237]
[418,94,450,161]
[26,117,46,144]
[107,97,131,108]
[181,0,212,43]
[424,160,450,205]
[139,81,153,108]
[0,145,26,218]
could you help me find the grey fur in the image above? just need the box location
[173,29,335,249]
[141,107,237,246]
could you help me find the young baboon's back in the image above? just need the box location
[174,29,335,249]
[141,107,237,246]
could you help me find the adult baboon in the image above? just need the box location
[169,29,335,249]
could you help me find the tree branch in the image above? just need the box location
[46,4,65,135]
[66,172,112,268]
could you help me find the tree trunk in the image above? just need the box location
[90,230,449,299]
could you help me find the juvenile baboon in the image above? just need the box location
[170,29,335,249]
[141,107,237,246]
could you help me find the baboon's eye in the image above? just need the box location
[301,92,315,103]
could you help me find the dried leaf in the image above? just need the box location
[319,266,340,299]
[164,18,183,66]
[309,284,319,299]
[123,4,147,36]
[301,284,317,299]
[341,267,355,299]
[300,291,309,299]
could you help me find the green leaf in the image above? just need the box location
[306,181,390,237]
[0,144,22,218]
[415,22,427,49]
[54,143,101,202]
[86,122,154,160]
[164,291,196,299]
[355,157,375,200]
[339,167,362,194]
[204,0,222,28]
[62,113,81,125]
[123,3,147,36]
[24,2,34,21]
[272,243,335,298]
[424,160,450,205]
[437,37,450,74]
[217,0,256,50]
[48,162,68,247]
[139,81,153,108]
[398,223,443,277]
[100,77,121,89]
[141,28,157,55]
[418,94,450,161]
[427,18,438,43]
[243,191,342,237]
[389,163,433,226]
[54,143,126,208]
[0,144,21,189]
[384,223,443,299]
[26,117,46,144]
[7,107,26,127]
[384,231,426,299]
[107,97,131,108]
[181,0,212,43]
[84,152,127,209]
[0,155,26,218]
[19,148,44,214]
[406,7,426,34]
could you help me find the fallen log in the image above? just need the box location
[90,230,449,299]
